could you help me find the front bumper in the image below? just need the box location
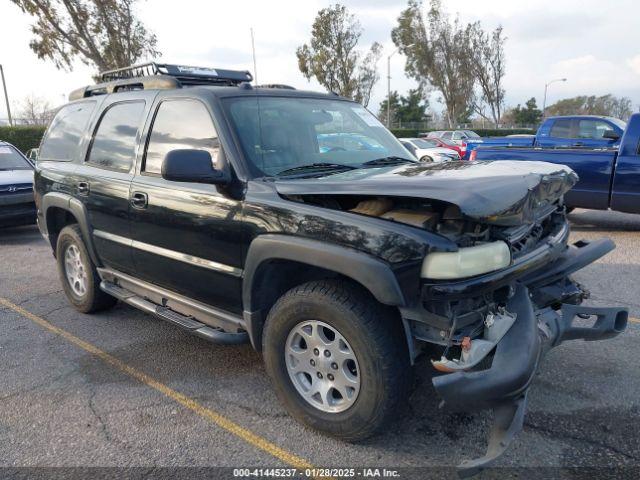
[0,193,36,228]
[424,238,628,476]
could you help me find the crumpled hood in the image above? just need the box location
[0,169,33,187]
[274,160,578,226]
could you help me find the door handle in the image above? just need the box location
[77,182,90,196]
[130,191,148,209]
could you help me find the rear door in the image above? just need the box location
[128,94,244,313]
[538,118,574,147]
[610,136,640,213]
[74,92,153,274]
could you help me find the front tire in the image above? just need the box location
[262,280,411,441]
[56,224,117,313]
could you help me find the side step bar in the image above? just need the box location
[100,280,249,345]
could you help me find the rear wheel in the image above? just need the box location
[56,224,117,313]
[263,279,412,441]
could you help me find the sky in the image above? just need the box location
[2,0,640,122]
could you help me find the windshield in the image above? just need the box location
[0,145,31,170]
[411,138,439,148]
[463,130,480,138]
[222,97,413,177]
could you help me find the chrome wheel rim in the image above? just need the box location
[285,320,360,413]
[64,244,87,297]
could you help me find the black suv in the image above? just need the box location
[34,63,627,474]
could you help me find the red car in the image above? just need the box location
[418,134,466,158]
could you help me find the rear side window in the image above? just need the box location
[39,101,96,161]
[550,119,573,138]
[87,101,145,172]
[143,99,219,175]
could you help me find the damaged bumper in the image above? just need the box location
[426,239,628,476]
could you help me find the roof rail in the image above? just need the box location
[69,62,253,101]
[257,84,296,90]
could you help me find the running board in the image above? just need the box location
[99,277,248,345]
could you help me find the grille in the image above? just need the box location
[0,184,32,195]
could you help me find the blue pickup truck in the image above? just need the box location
[471,113,640,214]
[465,115,626,159]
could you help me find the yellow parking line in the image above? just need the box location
[0,298,315,470]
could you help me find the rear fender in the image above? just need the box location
[41,192,100,266]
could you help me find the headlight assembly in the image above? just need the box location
[421,241,511,279]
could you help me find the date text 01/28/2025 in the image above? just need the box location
[232,468,400,477]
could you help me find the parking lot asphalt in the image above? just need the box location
[1,209,639,478]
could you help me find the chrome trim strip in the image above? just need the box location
[93,229,243,277]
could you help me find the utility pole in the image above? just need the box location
[250,28,258,86]
[386,49,398,128]
[542,78,567,118]
[0,64,12,127]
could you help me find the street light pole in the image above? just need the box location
[542,78,567,118]
[386,48,399,128]
[0,64,12,127]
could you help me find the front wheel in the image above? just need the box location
[262,280,412,441]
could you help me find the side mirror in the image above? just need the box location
[602,129,620,141]
[161,149,229,184]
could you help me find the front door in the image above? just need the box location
[128,96,244,314]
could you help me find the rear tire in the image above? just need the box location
[56,224,117,313]
[263,279,412,441]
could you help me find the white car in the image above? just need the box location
[426,130,482,147]
[399,138,461,163]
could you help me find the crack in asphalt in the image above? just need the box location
[524,420,639,461]
[15,290,64,307]
[0,368,79,402]
[87,385,112,442]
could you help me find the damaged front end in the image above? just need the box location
[275,161,628,474]
[422,235,628,476]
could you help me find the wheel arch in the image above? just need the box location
[42,192,100,265]
[242,234,407,350]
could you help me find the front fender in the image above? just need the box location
[242,234,407,310]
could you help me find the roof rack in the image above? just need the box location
[69,62,253,101]
[257,84,296,90]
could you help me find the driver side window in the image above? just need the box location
[144,99,219,175]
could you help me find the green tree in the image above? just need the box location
[378,91,401,125]
[379,89,429,125]
[296,4,382,107]
[392,0,474,127]
[398,88,429,123]
[10,0,159,72]
[512,97,542,126]
[547,94,633,120]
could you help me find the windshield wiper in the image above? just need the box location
[275,162,356,177]
[361,156,417,167]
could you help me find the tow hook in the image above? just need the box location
[431,310,517,373]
